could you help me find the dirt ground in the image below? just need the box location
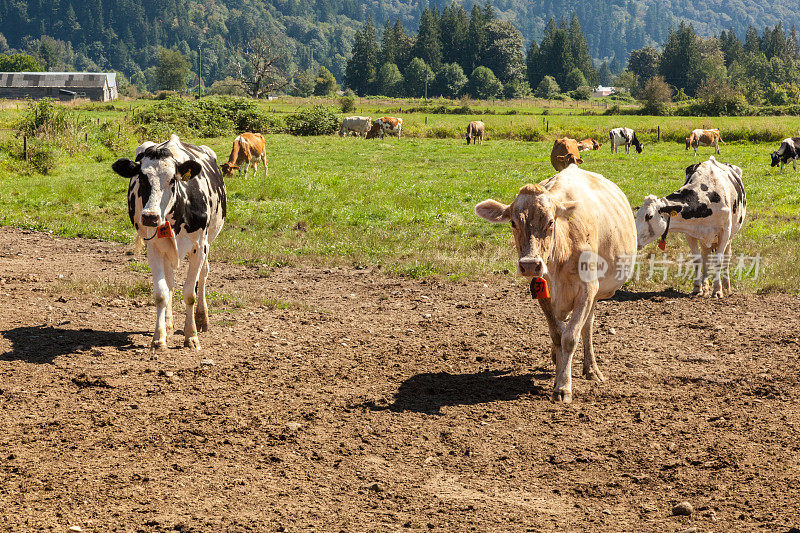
[1,226,799,532]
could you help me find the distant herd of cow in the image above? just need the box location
[110,117,787,402]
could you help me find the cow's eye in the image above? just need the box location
[547,219,554,229]
[510,220,517,229]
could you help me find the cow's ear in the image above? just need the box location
[658,204,682,217]
[475,199,511,223]
[176,160,202,181]
[555,200,579,219]
[112,158,140,178]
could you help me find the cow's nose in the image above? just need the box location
[141,213,160,227]
[518,257,545,277]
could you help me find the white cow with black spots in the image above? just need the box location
[112,134,227,351]
[609,127,644,154]
[634,156,746,297]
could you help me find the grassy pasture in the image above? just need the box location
[0,98,798,293]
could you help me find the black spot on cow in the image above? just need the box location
[139,146,173,161]
[708,191,721,203]
[665,188,713,219]
[645,213,653,221]
[204,244,208,255]
[700,183,709,191]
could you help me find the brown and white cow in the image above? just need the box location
[339,116,372,137]
[577,138,602,151]
[466,120,485,145]
[475,165,638,403]
[220,132,268,179]
[366,117,403,139]
[550,138,583,171]
[686,128,725,156]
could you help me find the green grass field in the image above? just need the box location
[1,98,798,293]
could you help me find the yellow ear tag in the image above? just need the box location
[181,171,192,181]
[670,210,678,217]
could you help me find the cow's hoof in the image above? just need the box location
[195,314,209,333]
[711,290,724,298]
[150,341,167,352]
[551,388,572,403]
[583,368,605,383]
[184,336,201,351]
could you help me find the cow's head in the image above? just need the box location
[220,162,239,177]
[635,142,644,154]
[475,184,579,278]
[365,122,382,139]
[685,138,691,150]
[770,151,780,167]
[112,136,202,228]
[634,195,683,250]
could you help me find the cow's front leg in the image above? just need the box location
[195,258,210,332]
[182,242,207,350]
[580,300,604,383]
[553,284,597,403]
[686,237,703,294]
[163,255,175,336]
[537,295,563,367]
[148,250,170,351]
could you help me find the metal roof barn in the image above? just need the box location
[0,72,118,101]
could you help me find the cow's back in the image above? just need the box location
[541,166,637,297]
[178,141,227,243]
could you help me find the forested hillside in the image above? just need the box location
[0,0,798,88]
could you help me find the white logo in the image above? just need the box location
[578,251,608,282]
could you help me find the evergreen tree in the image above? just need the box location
[412,7,442,71]
[464,3,492,73]
[440,2,468,67]
[392,19,414,72]
[659,22,702,95]
[598,61,612,86]
[568,13,597,85]
[344,17,379,95]
[627,46,661,82]
[744,25,761,54]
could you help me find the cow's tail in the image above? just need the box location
[718,138,726,145]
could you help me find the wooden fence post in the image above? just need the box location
[657,126,661,142]
[23,136,28,161]
[546,121,549,132]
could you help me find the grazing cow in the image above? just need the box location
[220,132,268,179]
[686,128,725,156]
[577,138,602,151]
[770,137,800,173]
[339,116,372,137]
[366,117,403,139]
[112,134,227,351]
[550,138,583,171]
[475,165,638,403]
[466,120,485,145]
[609,127,644,154]
[634,156,745,298]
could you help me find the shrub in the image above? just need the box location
[691,80,750,116]
[503,79,532,99]
[569,85,593,101]
[285,105,339,136]
[17,98,71,138]
[564,68,587,91]
[340,91,357,113]
[468,66,503,100]
[534,76,560,99]
[27,145,58,174]
[640,76,673,115]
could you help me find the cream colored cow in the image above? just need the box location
[475,164,637,403]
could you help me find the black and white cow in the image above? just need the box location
[634,156,746,298]
[112,134,227,351]
[770,137,800,173]
[609,127,644,154]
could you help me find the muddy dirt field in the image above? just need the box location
[1,226,799,532]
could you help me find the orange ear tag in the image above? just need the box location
[157,221,174,239]
[658,238,666,251]
[532,277,550,299]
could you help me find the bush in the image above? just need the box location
[689,81,750,116]
[640,76,673,115]
[28,145,58,174]
[564,68,587,91]
[340,91,357,113]
[285,105,339,136]
[17,98,71,138]
[569,85,593,101]
[534,76,560,99]
[468,66,503,100]
[208,77,248,97]
[503,79,532,99]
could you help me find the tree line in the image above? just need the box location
[341,4,599,100]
